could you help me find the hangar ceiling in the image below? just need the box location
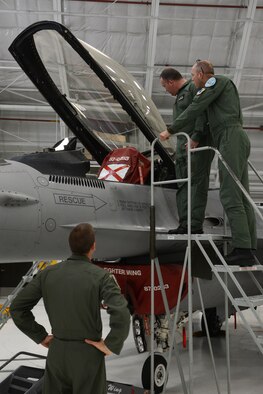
[0,0,263,188]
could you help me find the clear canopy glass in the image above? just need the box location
[34,30,175,155]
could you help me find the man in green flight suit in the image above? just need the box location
[160,67,214,234]
[160,60,257,266]
[10,223,130,394]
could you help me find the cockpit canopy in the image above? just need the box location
[9,21,175,176]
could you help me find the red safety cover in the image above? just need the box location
[98,147,150,184]
[96,262,188,315]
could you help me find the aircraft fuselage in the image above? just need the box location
[0,159,179,263]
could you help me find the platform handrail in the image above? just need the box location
[0,352,46,372]
[150,136,263,394]
[190,145,263,221]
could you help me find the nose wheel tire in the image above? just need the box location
[141,353,167,393]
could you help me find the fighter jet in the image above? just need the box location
[2,21,263,391]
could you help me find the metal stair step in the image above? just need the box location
[234,295,263,307]
[12,375,34,385]
[9,383,28,392]
[156,233,231,241]
[8,375,34,393]
[213,264,263,272]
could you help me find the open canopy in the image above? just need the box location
[9,21,175,176]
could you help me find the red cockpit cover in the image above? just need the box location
[98,147,150,184]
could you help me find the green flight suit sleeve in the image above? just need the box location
[192,112,208,142]
[10,273,48,344]
[101,274,130,355]
[188,81,208,142]
[168,77,228,134]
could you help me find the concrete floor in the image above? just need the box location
[0,298,263,393]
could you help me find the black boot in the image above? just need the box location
[168,226,187,234]
[224,248,256,267]
[168,226,203,235]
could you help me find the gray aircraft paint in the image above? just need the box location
[2,20,263,324]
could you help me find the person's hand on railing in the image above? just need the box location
[185,138,199,150]
[160,130,171,141]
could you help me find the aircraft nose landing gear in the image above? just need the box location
[141,353,167,393]
[132,315,148,353]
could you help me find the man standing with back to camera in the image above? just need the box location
[160,60,257,266]
[160,67,214,235]
[10,223,130,394]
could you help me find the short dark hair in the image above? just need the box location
[69,223,95,255]
[160,67,183,81]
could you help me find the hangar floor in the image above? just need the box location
[0,298,263,393]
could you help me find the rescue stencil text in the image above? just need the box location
[54,193,92,206]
